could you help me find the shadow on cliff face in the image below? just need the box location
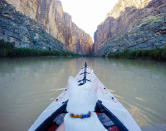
[93,0,166,54]
[0,0,65,51]
[0,0,93,55]
[104,0,166,38]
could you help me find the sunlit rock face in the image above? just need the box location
[93,0,166,55]
[4,0,93,54]
[0,0,64,50]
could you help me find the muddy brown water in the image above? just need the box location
[0,57,166,131]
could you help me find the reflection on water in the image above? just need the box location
[0,57,166,131]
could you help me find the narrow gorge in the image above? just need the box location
[0,0,166,56]
[0,0,93,55]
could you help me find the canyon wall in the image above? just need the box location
[94,0,166,55]
[0,0,64,51]
[1,0,93,54]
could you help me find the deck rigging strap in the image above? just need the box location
[78,62,91,86]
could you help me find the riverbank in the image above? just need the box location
[1,39,166,61]
[0,40,79,57]
[104,46,166,61]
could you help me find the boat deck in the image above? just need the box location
[36,100,127,131]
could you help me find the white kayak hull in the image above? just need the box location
[29,65,141,131]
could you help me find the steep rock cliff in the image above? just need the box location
[0,0,64,51]
[2,0,93,54]
[94,0,166,55]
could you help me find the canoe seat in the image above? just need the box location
[53,113,66,126]
[48,113,66,131]
[108,126,120,131]
[48,124,58,131]
[97,113,115,128]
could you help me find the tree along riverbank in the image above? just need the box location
[0,40,80,57]
[1,39,166,61]
[103,46,166,61]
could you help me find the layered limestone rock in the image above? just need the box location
[0,0,64,51]
[2,0,93,54]
[94,0,166,55]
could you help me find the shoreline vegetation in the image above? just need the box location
[104,46,166,61]
[0,40,80,57]
[1,39,166,61]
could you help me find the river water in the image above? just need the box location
[0,57,166,131]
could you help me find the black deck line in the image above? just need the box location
[80,71,90,75]
[78,62,91,86]
[78,79,91,83]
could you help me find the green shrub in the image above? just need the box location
[149,48,162,60]
[161,45,166,60]
[0,40,14,49]
[108,47,166,61]
[0,39,80,57]
[7,48,79,57]
[0,40,15,57]
[135,50,142,57]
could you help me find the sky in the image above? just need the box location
[61,0,118,39]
